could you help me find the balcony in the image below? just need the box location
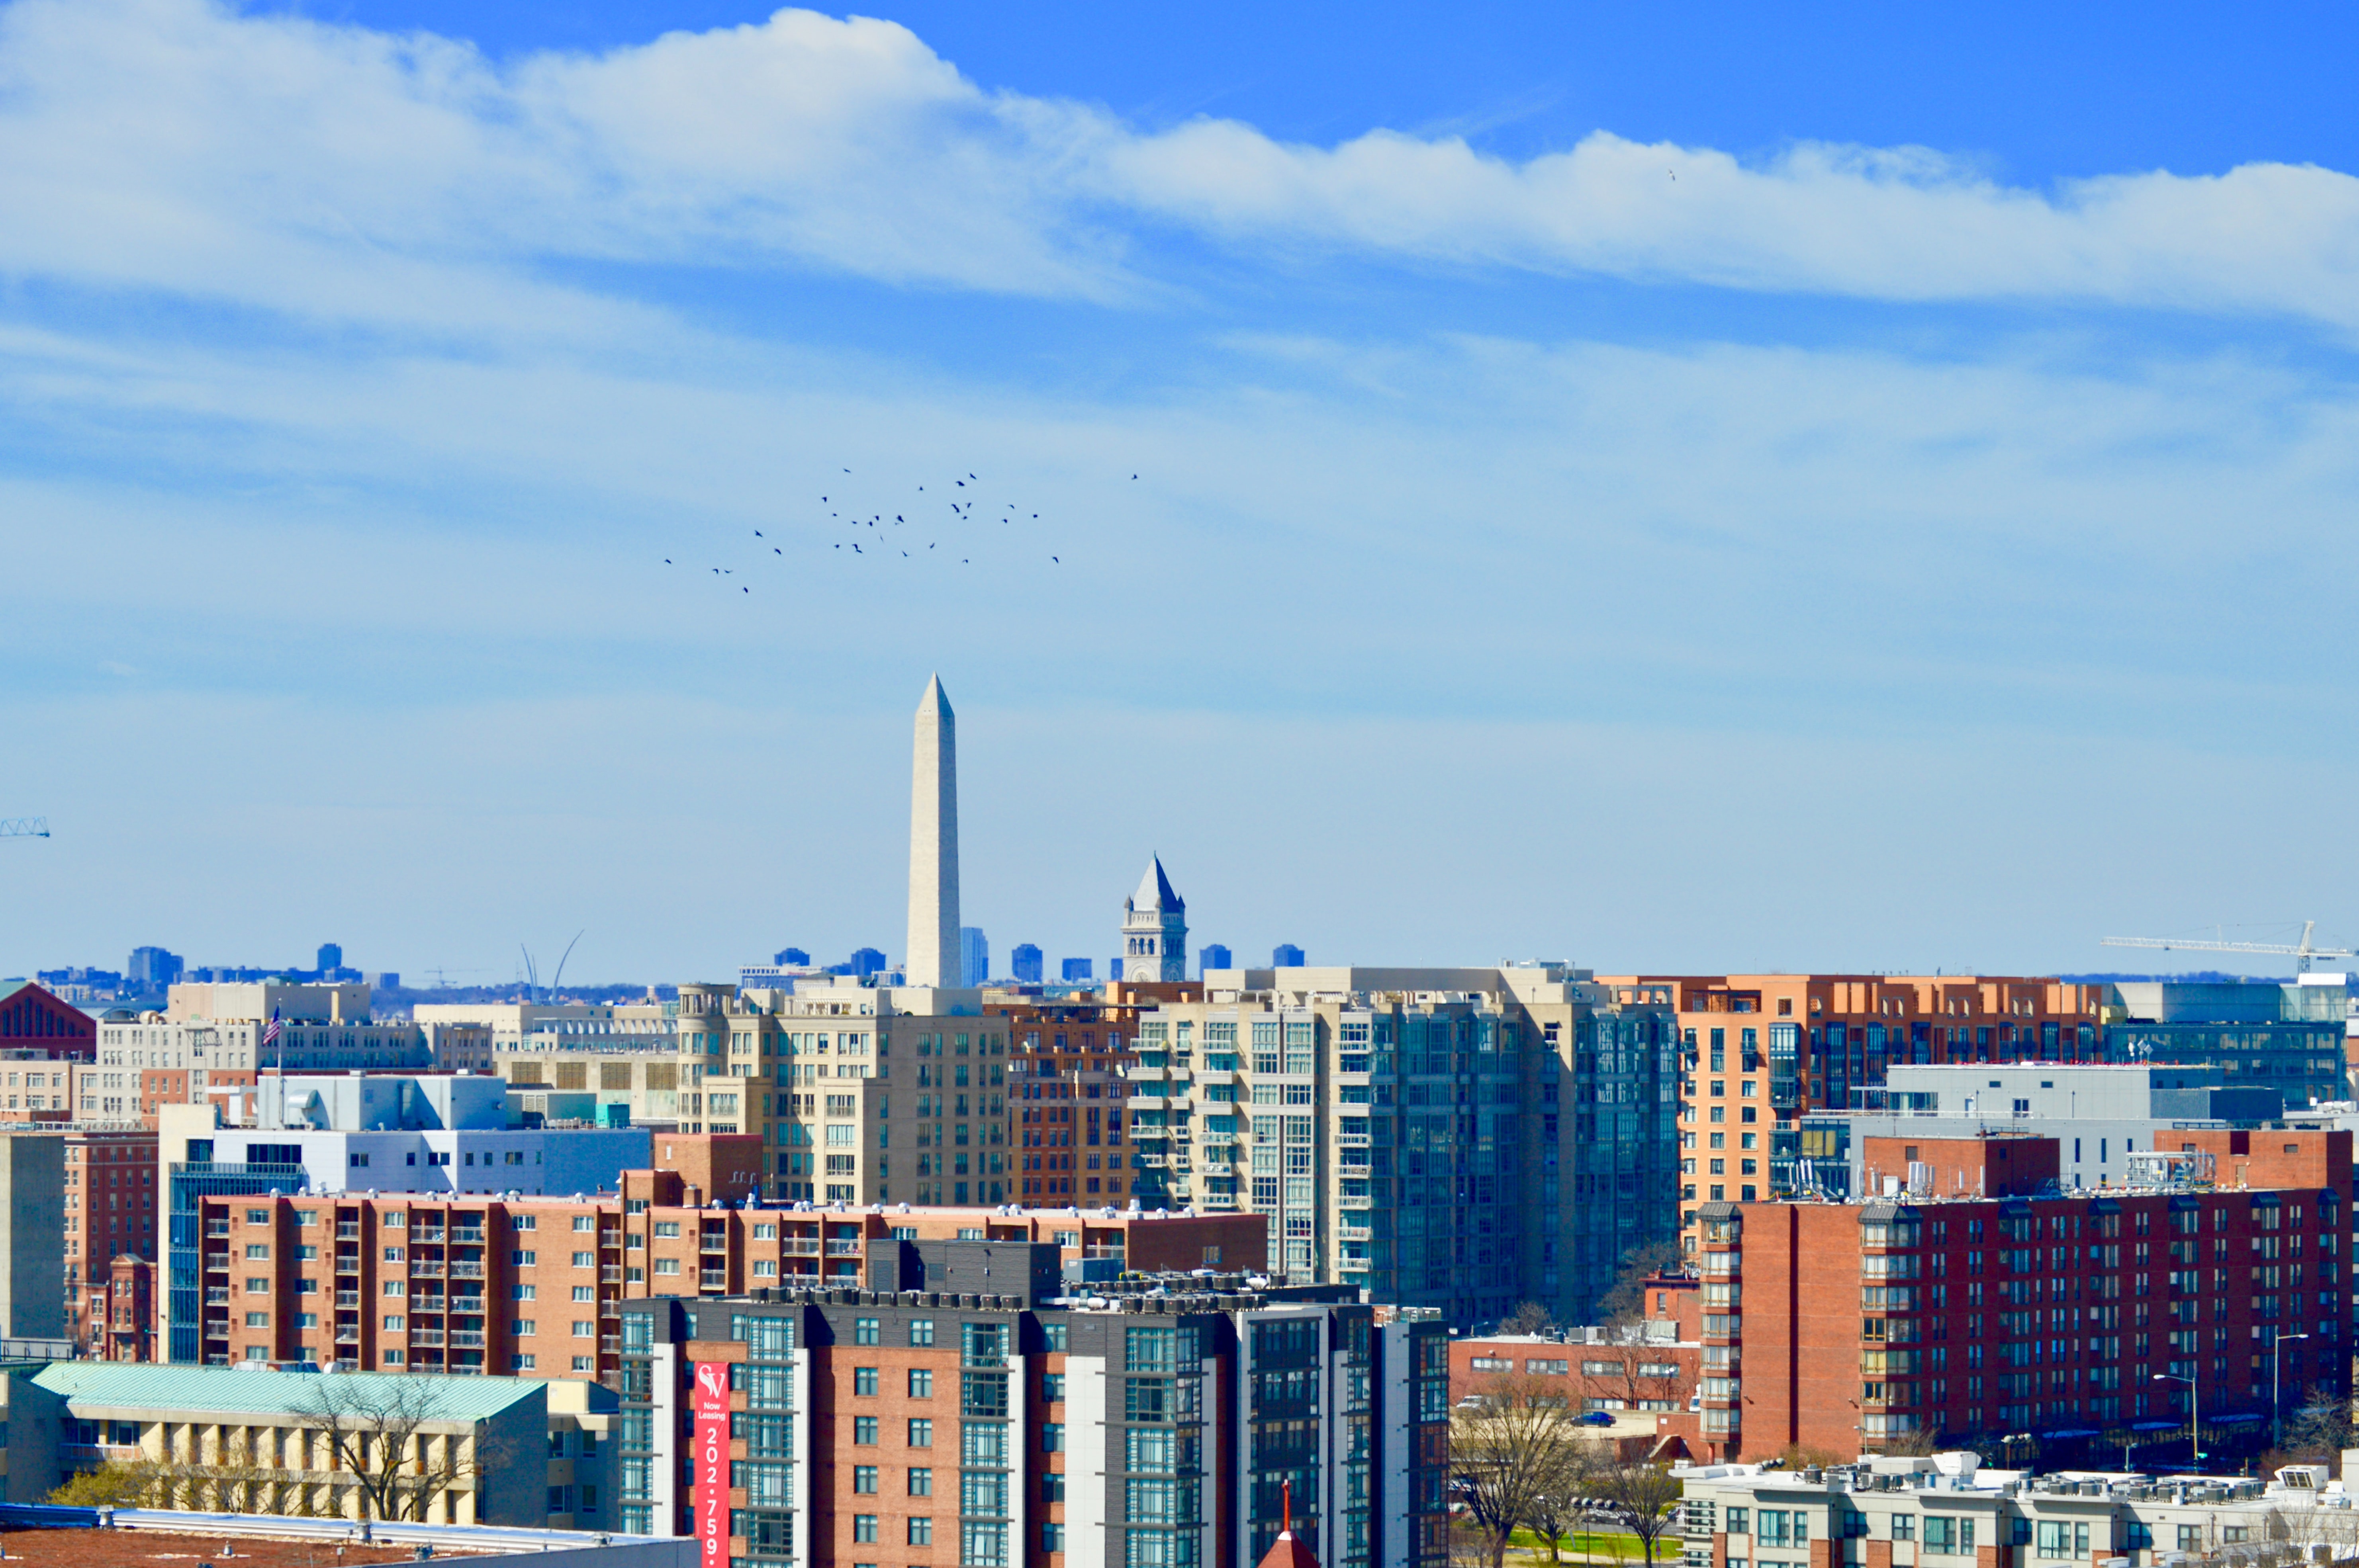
[783,1239,820,1256]
[206,1222,230,1238]
[413,1228,446,1243]
[203,1253,228,1273]
[601,1267,623,1282]
[335,1327,361,1344]
[206,1288,229,1304]
[450,1261,486,1279]
[452,1228,486,1243]
[601,1336,621,1353]
[450,1330,486,1348]
[823,1240,863,1257]
[699,1271,728,1290]
[410,1329,445,1347]
[336,1224,360,1240]
[410,1260,445,1278]
[336,1291,361,1308]
[700,1241,730,1256]
[1338,1226,1372,1243]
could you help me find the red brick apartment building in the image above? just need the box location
[1693,1128,2351,1463]
[1597,974,2107,1240]
[991,980,1196,1204]
[183,1174,1263,1378]
[64,1126,161,1357]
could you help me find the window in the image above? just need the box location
[852,1515,878,1544]
[1924,1518,1974,1555]
[1041,1422,1065,1453]
[855,1317,880,1346]
[907,1519,933,1546]
[515,1320,537,1336]
[572,1286,595,1302]
[853,1417,879,1445]
[2038,1523,2091,1558]
[908,1368,934,1398]
[910,1319,935,1346]
[1889,1517,1914,1541]
[855,1367,880,1396]
[514,1284,537,1301]
[908,1468,933,1496]
[853,1466,878,1494]
[572,1251,594,1267]
[908,1418,933,1447]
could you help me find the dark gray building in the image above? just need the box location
[615,1240,1450,1568]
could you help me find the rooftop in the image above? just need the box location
[33,1363,552,1421]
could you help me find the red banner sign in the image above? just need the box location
[692,1361,730,1568]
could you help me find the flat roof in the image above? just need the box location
[33,1363,548,1422]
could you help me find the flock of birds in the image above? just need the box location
[664,467,1139,592]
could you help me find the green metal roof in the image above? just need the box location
[33,1362,548,1423]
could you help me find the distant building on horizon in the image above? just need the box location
[1272,942,1305,967]
[1061,957,1093,982]
[1199,943,1232,975]
[846,946,888,978]
[316,941,343,974]
[959,926,989,987]
[127,945,182,991]
[1010,943,1043,983]
[773,946,809,966]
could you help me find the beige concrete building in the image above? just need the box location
[660,978,1014,1206]
[27,1361,614,1527]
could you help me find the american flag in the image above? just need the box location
[263,1007,282,1055]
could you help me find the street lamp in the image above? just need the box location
[2154,1372,2200,1474]
[2273,1332,2310,1451]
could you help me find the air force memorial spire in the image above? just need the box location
[905,674,962,987]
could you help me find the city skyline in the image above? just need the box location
[3,2,2355,981]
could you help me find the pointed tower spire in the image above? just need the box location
[1120,855,1188,983]
[906,675,961,987]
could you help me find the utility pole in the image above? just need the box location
[2155,1372,2200,1472]
[2273,1331,2309,1451]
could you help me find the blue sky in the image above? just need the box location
[3,0,2357,985]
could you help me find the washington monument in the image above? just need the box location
[906,674,961,987]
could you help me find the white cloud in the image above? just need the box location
[0,0,2355,330]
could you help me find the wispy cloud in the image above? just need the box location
[1,0,2356,330]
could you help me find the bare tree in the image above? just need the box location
[1502,1300,1555,1336]
[1524,1484,1582,1568]
[1586,1450,1686,1568]
[1596,1241,1682,1326]
[293,1376,487,1521]
[1453,1371,1589,1568]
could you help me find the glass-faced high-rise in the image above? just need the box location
[1125,964,1679,1329]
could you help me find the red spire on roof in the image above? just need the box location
[1256,1479,1319,1568]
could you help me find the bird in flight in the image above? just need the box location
[1051,555,1059,563]
[754,530,762,537]
[664,558,672,564]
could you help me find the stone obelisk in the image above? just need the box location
[906,675,961,987]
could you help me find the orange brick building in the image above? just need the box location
[1597,974,2106,1241]
[991,980,1196,1204]
[182,1177,1263,1378]
[1694,1127,2351,1463]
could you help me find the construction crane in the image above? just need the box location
[0,817,49,839]
[2101,920,2354,973]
